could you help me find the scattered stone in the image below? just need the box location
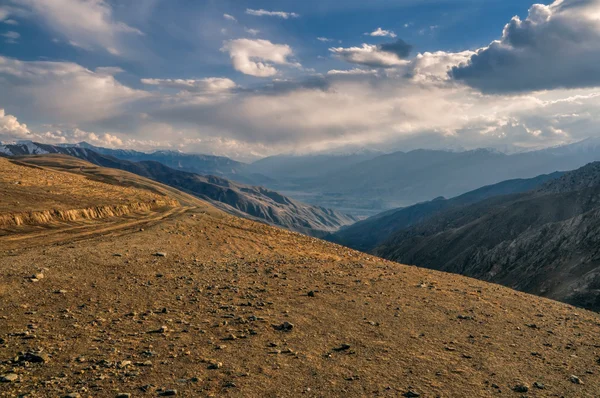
[457,315,472,320]
[224,382,236,388]
[0,373,18,382]
[307,290,315,297]
[63,393,81,398]
[116,394,131,398]
[148,325,169,334]
[208,362,222,370]
[17,351,50,363]
[154,252,167,257]
[333,344,351,352]
[273,321,294,332]
[158,390,178,396]
[403,390,420,397]
[533,381,545,389]
[513,383,529,393]
[570,375,583,384]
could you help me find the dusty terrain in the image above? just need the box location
[1,156,600,397]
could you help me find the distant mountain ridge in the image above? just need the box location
[0,142,356,236]
[374,161,600,311]
[329,171,564,252]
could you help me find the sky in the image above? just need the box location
[1,0,600,161]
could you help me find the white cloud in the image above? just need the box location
[366,27,397,38]
[220,39,297,77]
[0,108,30,141]
[246,9,299,19]
[0,56,148,123]
[1,30,19,43]
[141,77,236,93]
[451,0,600,92]
[329,43,410,68]
[327,68,378,75]
[13,0,142,55]
[4,19,18,25]
[317,37,334,42]
[223,13,237,22]
[244,27,260,35]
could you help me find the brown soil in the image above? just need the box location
[0,156,599,397]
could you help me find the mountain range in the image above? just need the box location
[370,162,600,311]
[0,142,356,236]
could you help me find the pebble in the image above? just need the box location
[154,252,167,257]
[533,381,545,389]
[403,390,420,397]
[513,383,529,392]
[63,394,81,398]
[158,390,178,396]
[0,373,18,382]
[116,394,131,398]
[570,375,583,384]
[273,321,294,332]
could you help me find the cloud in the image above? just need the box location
[0,56,148,123]
[4,19,18,25]
[220,39,297,77]
[0,108,30,141]
[317,37,334,42]
[327,68,378,75]
[13,0,142,55]
[244,27,260,35]
[223,13,237,22]
[451,0,600,93]
[1,30,19,43]
[366,27,397,38]
[329,39,413,67]
[141,77,236,93]
[246,9,299,19]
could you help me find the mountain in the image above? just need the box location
[329,172,564,253]
[375,161,600,311]
[0,143,356,236]
[2,155,600,397]
[245,141,600,216]
[59,141,274,186]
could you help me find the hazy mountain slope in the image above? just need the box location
[2,157,600,397]
[247,141,600,216]
[331,172,564,252]
[375,162,600,311]
[2,145,356,236]
[248,151,382,180]
[58,142,274,186]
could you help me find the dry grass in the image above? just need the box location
[0,156,599,397]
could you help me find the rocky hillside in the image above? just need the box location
[1,158,599,397]
[2,148,356,236]
[375,162,600,311]
[330,172,563,253]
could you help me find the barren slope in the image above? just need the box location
[0,158,599,397]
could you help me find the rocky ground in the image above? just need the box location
[1,157,600,397]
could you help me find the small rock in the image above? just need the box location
[570,375,583,384]
[17,351,50,363]
[513,384,529,393]
[154,252,167,257]
[273,321,294,332]
[333,344,351,352]
[208,362,222,370]
[533,381,545,389]
[307,291,315,297]
[116,394,131,398]
[403,390,420,397]
[158,390,177,396]
[63,394,81,398]
[0,373,18,382]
